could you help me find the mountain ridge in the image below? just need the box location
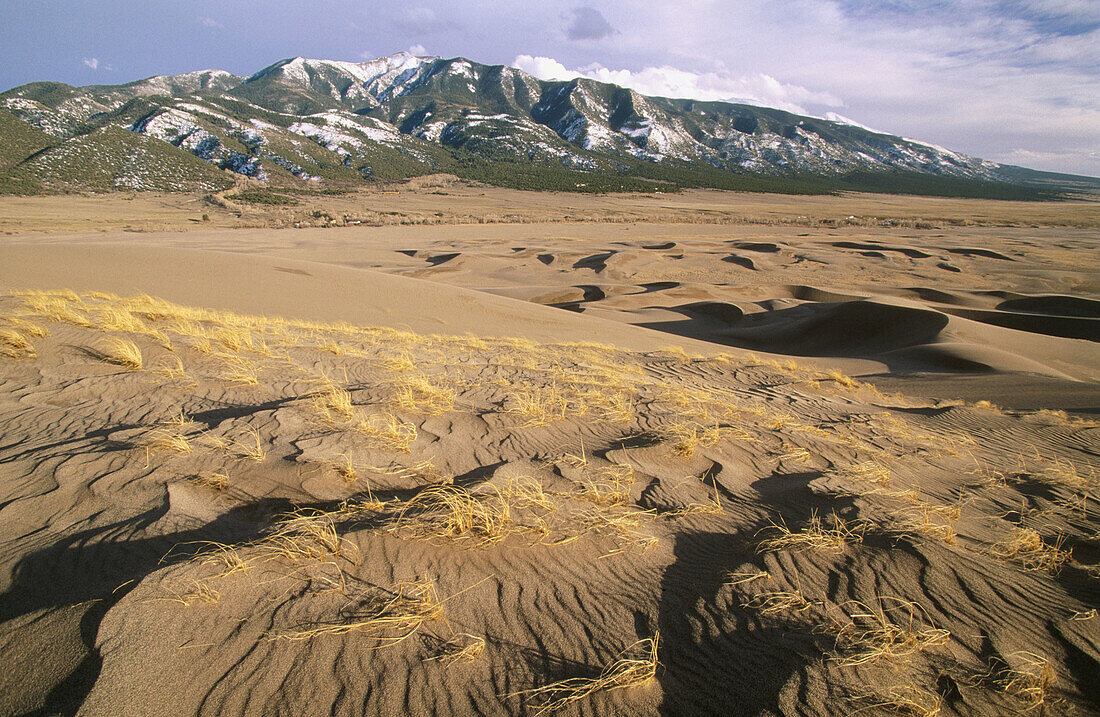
[2,52,1095,197]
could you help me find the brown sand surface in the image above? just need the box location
[2,207,1098,410]
[0,187,1098,716]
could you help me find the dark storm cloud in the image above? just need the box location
[564,7,618,40]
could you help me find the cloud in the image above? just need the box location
[82,57,98,70]
[987,147,1100,176]
[564,7,617,40]
[408,44,428,56]
[513,55,843,114]
[393,7,449,32]
[197,16,223,30]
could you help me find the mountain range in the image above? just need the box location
[1,52,1095,197]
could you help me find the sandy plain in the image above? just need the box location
[0,181,1098,716]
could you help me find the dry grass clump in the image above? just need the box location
[276,579,442,644]
[328,454,358,483]
[355,413,417,452]
[311,382,357,423]
[392,376,455,415]
[971,651,1058,711]
[506,384,583,426]
[572,464,636,507]
[231,427,267,462]
[990,527,1071,572]
[834,461,892,487]
[744,587,816,616]
[90,336,143,370]
[220,358,260,387]
[426,633,486,665]
[664,420,721,458]
[514,632,660,715]
[826,598,950,667]
[267,509,358,565]
[390,485,516,545]
[368,459,452,486]
[823,369,858,389]
[152,354,190,381]
[724,568,770,587]
[188,472,230,491]
[1035,457,1095,493]
[578,508,658,557]
[143,426,195,455]
[164,579,221,606]
[0,327,38,359]
[757,511,865,554]
[850,684,943,716]
[888,503,959,545]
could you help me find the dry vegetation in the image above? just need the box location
[1,287,1097,715]
[511,632,660,715]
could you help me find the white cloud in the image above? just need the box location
[408,44,428,56]
[197,16,223,30]
[82,57,98,70]
[394,7,449,32]
[513,55,842,114]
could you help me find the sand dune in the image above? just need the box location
[0,188,1097,716]
[0,289,1097,716]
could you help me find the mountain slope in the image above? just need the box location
[1,53,1094,197]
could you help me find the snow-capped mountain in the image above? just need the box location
[0,52,1080,194]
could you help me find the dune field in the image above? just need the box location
[0,184,1098,715]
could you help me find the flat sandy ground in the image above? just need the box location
[0,183,1098,715]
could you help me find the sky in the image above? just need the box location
[1,0,1097,176]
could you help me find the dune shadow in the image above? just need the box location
[654,470,853,715]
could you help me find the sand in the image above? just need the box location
[0,185,1097,716]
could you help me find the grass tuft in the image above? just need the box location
[276,579,442,645]
[990,527,1071,573]
[91,336,143,370]
[513,632,660,715]
[757,511,865,554]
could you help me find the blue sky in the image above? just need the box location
[1,0,1097,176]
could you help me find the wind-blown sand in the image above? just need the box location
[0,187,1097,716]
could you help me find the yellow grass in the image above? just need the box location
[164,579,221,606]
[231,427,267,462]
[329,454,358,484]
[426,633,487,665]
[571,464,636,507]
[882,499,961,546]
[990,527,1071,572]
[826,598,950,667]
[91,336,143,370]
[392,375,455,414]
[391,485,514,544]
[578,508,658,557]
[665,420,721,458]
[275,579,442,645]
[834,461,892,487]
[744,588,815,616]
[757,511,865,554]
[152,354,190,381]
[513,632,660,715]
[724,569,770,587]
[188,472,229,491]
[977,651,1058,711]
[268,509,358,565]
[0,328,37,359]
[355,413,417,452]
[311,382,356,423]
[143,427,194,455]
[850,685,943,716]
